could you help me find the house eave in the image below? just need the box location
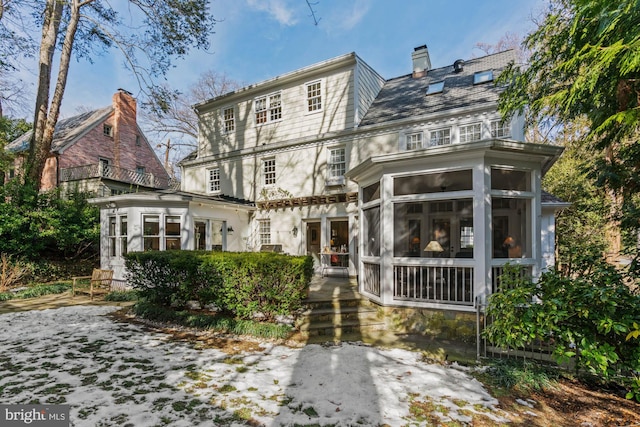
[346,139,564,182]
[89,190,256,211]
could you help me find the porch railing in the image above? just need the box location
[393,264,474,306]
[362,262,381,297]
[491,265,534,293]
[59,163,173,189]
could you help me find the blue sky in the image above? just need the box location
[16,0,546,119]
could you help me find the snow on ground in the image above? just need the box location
[0,306,508,426]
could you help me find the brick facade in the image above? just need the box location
[15,90,168,192]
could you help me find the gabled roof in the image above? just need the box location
[6,106,113,153]
[359,50,516,127]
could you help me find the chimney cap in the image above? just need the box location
[414,45,427,51]
[117,88,133,96]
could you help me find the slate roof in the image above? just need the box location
[6,106,113,153]
[359,50,516,127]
[541,190,570,206]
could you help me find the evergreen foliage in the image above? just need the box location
[485,261,640,400]
[499,0,640,246]
[124,251,313,322]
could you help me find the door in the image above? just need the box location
[306,222,321,268]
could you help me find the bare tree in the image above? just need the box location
[19,0,216,188]
[140,70,240,177]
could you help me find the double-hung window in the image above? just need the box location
[107,215,128,258]
[459,123,482,143]
[108,216,117,257]
[263,158,276,186]
[306,81,322,112]
[223,107,235,133]
[327,147,346,184]
[490,119,511,138]
[207,168,221,193]
[429,128,451,146]
[255,92,282,125]
[259,219,271,245]
[143,215,161,251]
[406,132,423,150]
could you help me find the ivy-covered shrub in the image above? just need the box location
[484,259,640,400]
[124,251,313,321]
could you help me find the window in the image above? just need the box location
[492,197,531,259]
[255,92,282,125]
[255,97,267,124]
[459,123,482,143]
[474,70,494,85]
[143,215,160,251]
[135,135,141,146]
[491,168,530,191]
[259,220,271,245]
[429,128,451,146]
[490,120,511,138]
[394,170,472,195]
[165,215,181,250]
[328,147,346,178]
[207,168,221,193]
[108,216,117,257]
[393,199,474,258]
[426,81,444,95]
[136,166,145,175]
[406,132,423,150]
[269,93,281,121]
[263,158,276,186]
[223,107,235,132]
[120,216,128,256]
[103,124,113,137]
[363,181,381,203]
[363,207,380,257]
[306,81,322,112]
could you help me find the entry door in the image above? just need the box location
[306,223,321,268]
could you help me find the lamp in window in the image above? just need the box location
[424,240,444,252]
[292,226,298,237]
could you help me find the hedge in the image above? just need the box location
[124,251,313,321]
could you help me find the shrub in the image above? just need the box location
[484,258,640,399]
[0,253,29,292]
[124,251,313,321]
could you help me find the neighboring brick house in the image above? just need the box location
[7,90,171,196]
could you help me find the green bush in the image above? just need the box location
[124,251,313,321]
[104,290,138,302]
[484,259,640,399]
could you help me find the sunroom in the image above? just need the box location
[346,139,563,312]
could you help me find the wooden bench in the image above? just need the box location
[260,244,282,253]
[72,269,114,300]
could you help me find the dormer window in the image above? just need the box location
[103,124,113,137]
[426,81,444,95]
[473,70,494,85]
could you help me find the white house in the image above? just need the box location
[91,45,564,311]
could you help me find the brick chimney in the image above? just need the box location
[112,89,136,168]
[412,45,431,78]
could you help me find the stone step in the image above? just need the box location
[296,306,381,328]
[303,296,372,311]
